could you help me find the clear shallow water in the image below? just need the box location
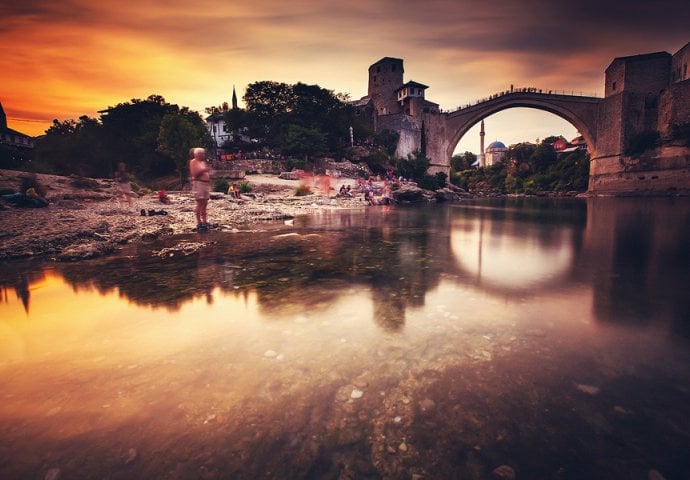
[1,198,689,479]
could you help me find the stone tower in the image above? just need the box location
[368,57,404,116]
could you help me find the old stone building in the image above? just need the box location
[354,57,444,170]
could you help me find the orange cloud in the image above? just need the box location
[2,0,687,143]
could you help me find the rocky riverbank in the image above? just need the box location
[0,169,365,261]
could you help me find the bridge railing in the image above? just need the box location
[442,87,601,113]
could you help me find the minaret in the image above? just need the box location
[479,119,486,167]
[232,86,238,110]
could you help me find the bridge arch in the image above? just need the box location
[444,93,601,162]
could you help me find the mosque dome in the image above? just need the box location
[487,140,506,150]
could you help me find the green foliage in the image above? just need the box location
[0,144,33,170]
[214,177,229,193]
[416,171,447,191]
[282,124,327,161]
[528,144,557,174]
[396,151,429,181]
[294,184,312,196]
[157,112,208,184]
[451,152,476,171]
[34,94,214,183]
[239,181,252,193]
[285,158,306,171]
[373,129,400,156]
[452,146,589,194]
[625,130,660,156]
[35,116,107,177]
[242,81,354,158]
[506,142,537,165]
[504,174,522,193]
[364,150,391,175]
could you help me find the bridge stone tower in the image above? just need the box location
[368,57,404,116]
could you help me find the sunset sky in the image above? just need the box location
[2,0,689,154]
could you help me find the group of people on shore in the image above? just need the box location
[115,146,397,232]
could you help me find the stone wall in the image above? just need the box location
[588,146,690,195]
[213,158,286,177]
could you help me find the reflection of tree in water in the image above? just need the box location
[45,209,448,330]
[0,264,46,313]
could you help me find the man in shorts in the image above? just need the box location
[189,148,212,230]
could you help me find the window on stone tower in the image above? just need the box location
[376,66,381,73]
[684,63,687,79]
[612,81,617,91]
[392,65,396,71]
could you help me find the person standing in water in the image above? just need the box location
[189,147,212,230]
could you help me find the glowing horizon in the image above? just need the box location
[3,0,688,154]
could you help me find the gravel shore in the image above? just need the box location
[0,169,365,261]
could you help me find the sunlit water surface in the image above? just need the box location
[1,198,689,479]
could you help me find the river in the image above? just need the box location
[1,198,689,479]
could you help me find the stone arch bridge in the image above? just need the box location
[442,91,601,160]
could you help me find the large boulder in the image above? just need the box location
[393,183,430,203]
[435,187,471,202]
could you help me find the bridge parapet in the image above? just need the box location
[447,90,602,115]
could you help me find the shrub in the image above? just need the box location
[239,181,252,193]
[214,176,229,193]
[294,184,312,196]
[417,172,447,191]
[286,158,306,171]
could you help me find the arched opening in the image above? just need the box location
[453,108,583,158]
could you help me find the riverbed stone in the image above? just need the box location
[491,464,516,479]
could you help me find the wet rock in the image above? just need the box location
[351,388,364,399]
[576,384,600,395]
[419,398,436,412]
[491,464,516,479]
[648,469,667,480]
[44,468,61,480]
[393,184,428,203]
[125,447,138,465]
[58,241,114,261]
[398,441,408,452]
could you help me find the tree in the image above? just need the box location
[282,124,327,163]
[100,95,178,178]
[396,151,429,181]
[529,143,557,174]
[451,151,476,171]
[242,81,353,156]
[157,114,199,185]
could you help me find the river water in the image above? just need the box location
[1,198,689,480]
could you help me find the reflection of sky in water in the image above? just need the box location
[451,218,574,290]
[1,199,689,479]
